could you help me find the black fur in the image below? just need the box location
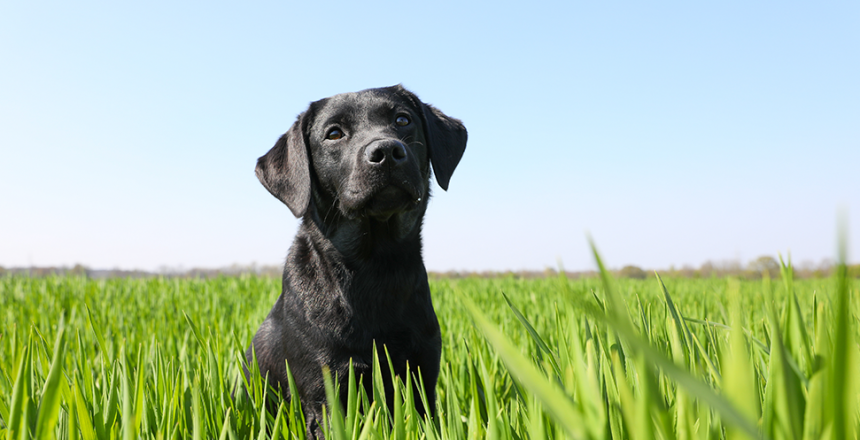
[247,85,467,435]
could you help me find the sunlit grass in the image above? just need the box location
[1,250,858,439]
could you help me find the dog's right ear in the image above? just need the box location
[255,112,312,218]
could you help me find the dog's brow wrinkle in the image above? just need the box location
[401,135,424,147]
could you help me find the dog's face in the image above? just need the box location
[256,85,467,227]
[307,89,430,221]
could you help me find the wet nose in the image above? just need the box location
[365,141,408,167]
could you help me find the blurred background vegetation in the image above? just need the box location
[3,255,857,280]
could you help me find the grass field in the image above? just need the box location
[1,250,858,439]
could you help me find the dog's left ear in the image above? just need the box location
[420,103,468,191]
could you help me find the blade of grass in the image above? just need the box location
[827,221,852,440]
[218,408,233,440]
[585,302,765,439]
[655,273,693,362]
[761,274,804,440]
[73,376,96,440]
[462,295,586,440]
[568,315,606,438]
[283,357,306,440]
[722,279,761,440]
[6,342,31,440]
[322,366,347,440]
[502,292,562,379]
[587,243,764,440]
[84,305,110,374]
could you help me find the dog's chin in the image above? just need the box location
[343,186,422,221]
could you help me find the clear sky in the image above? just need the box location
[1,1,858,272]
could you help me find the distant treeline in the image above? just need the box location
[0,263,283,279]
[438,256,859,280]
[2,255,858,279]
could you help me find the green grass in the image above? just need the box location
[1,255,858,439]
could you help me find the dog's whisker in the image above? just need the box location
[323,195,340,227]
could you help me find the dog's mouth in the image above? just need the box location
[340,181,422,221]
[364,184,422,220]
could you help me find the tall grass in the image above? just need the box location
[1,256,857,439]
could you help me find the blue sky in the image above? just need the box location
[1,1,857,272]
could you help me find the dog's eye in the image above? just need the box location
[326,129,344,140]
[395,115,410,126]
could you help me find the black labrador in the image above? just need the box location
[247,85,467,434]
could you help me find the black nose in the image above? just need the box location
[366,141,408,166]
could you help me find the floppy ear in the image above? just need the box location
[255,112,312,218]
[421,103,467,191]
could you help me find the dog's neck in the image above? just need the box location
[282,208,431,334]
[307,183,430,257]
[308,199,426,257]
[287,199,430,300]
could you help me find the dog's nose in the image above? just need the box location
[366,141,408,166]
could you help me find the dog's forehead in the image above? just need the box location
[313,88,416,124]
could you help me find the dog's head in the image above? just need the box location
[256,85,467,224]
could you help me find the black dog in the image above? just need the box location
[247,85,467,434]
